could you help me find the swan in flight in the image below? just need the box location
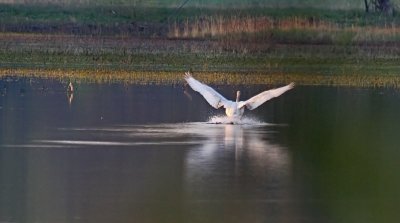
[184,72,294,120]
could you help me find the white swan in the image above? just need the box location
[184,72,294,120]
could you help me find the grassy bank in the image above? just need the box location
[0,32,399,88]
[0,33,398,73]
[2,68,400,88]
[2,4,400,37]
[2,3,400,43]
[1,4,400,87]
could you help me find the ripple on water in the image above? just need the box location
[207,115,271,125]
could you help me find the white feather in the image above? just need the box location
[238,83,295,110]
[184,72,229,109]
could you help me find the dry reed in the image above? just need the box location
[168,15,400,44]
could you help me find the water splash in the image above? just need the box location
[207,115,267,125]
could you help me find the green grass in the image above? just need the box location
[2,4,400,45]
[5,0,400,10]
[0,0,372,8]
[1,4,400,25]
[1,0,400,45]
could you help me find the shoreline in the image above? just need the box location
[1,5,400,87]
[1,68,400,88]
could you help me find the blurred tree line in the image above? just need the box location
[364,0,396,14]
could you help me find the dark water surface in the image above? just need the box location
[0,77,399,223]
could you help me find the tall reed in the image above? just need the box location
[168,16,335,38]
[168,15,400,44]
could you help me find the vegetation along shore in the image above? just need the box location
[1,1,400,87]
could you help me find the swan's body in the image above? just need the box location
[184,72,294,119]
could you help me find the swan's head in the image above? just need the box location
[236,91,241,102]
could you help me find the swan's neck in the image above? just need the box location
[236,91,240,103]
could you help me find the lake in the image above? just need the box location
[0,77,399,223]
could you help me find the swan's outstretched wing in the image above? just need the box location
[239,83,295,110]
[184,72,229,109]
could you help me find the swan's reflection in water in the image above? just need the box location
[9,122,294,222]
[185,123,290,171]
[180,122,294,222]
[183,123,291,198]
